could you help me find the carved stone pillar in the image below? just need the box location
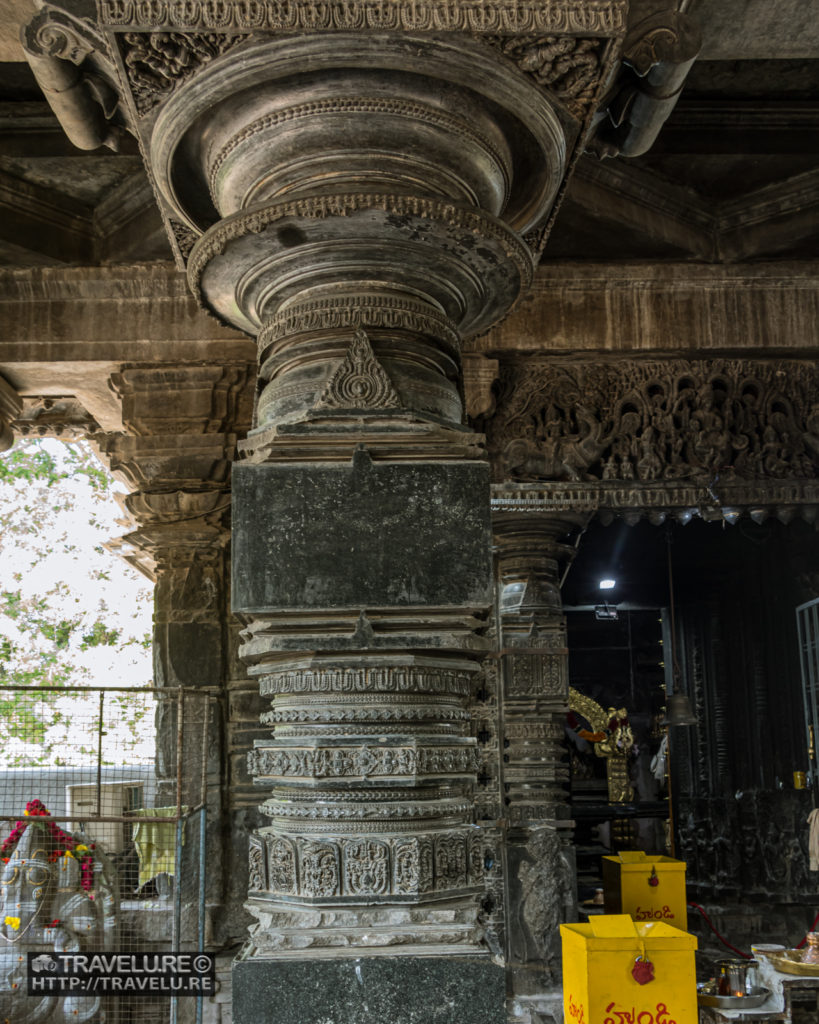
[136,26,579,980]
[30,1,629,1015]
[492,504,586,1005]
[101,364,254,941]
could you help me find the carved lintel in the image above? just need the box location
[489,359,819,491]
[98,0,628,37]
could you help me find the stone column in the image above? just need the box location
[28,3,630,1015]
[101,364,254,943]
[139,30,572,1017]
[492,505,586,1014]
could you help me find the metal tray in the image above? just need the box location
[697,987,771,1009]
[767,951,819,976]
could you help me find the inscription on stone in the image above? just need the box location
[232,455,492,612]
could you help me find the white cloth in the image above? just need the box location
[808,808,819,871]
[650,735,668,782]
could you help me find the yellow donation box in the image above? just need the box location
[561,916,698,1024]
[603,851,688,931]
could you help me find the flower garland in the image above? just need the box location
[0,799,96,895]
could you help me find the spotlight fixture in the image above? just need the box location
[598,578,616,590]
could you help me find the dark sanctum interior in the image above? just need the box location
[562,515,819,954]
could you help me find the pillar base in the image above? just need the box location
[232,946,506,1024]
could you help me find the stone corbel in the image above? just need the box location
[21,5,129,151]
[463,354,500,423]
[109,365,252,436]
[589,8,701,158]
[0,375,22,452]
[14,396,100,440]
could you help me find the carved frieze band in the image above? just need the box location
[99,0,627,36]
[248,828,487,900]
[187,193,534,294]
[489,359,819,488]
[262,703,472,727]
[258,295,460,354]
[259,796,474,827]
[248,742,479,781]
[492,481,819,517]
[258,664,474,698]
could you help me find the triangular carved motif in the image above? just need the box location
[315,329,401,411]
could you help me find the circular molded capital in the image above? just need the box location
[188,192,534,337]
[151,33,567,237]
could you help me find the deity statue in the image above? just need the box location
[0,800,117,1024]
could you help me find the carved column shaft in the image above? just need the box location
[32,1,632,1006]
[101,365,253,936]
[493,510,584,823]
[492,506,585,991]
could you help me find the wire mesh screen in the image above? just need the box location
[0,685,212,1024]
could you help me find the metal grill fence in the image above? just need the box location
[0,685,213,1024]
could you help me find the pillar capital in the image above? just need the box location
[493,507,587,624]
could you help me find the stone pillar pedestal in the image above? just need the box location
[492,506,586,1010]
